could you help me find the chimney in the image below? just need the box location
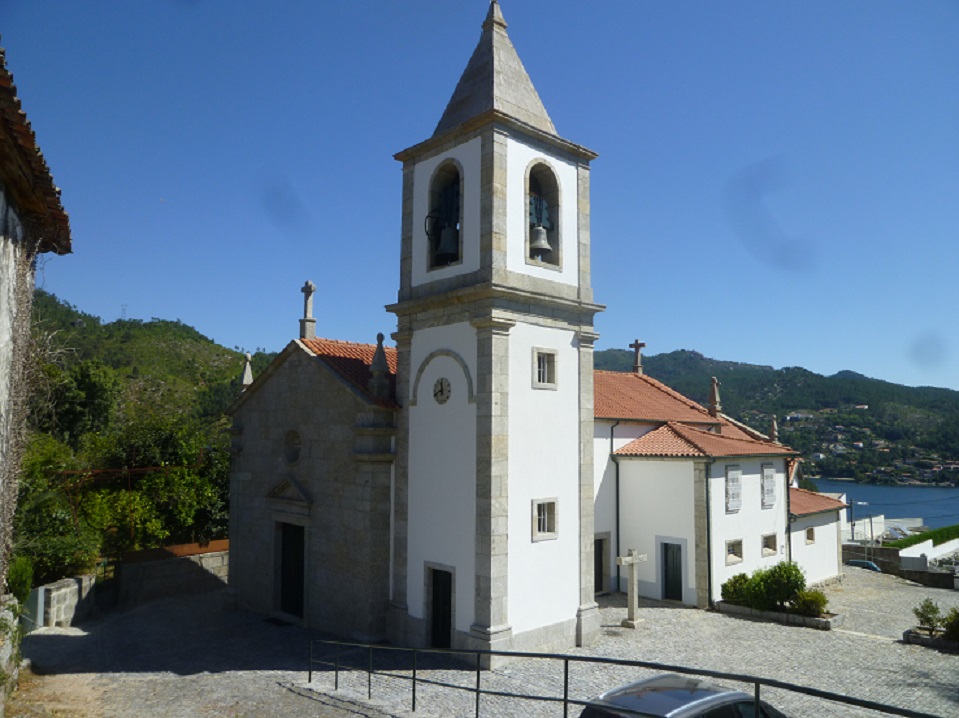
[708,376,722,418]
[299,280,316,340]
[629,339,646,375]
[368,333,390,400]
[770,415,779,443]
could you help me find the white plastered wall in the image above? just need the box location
[410,137,482,288]
[507,322,580,633]
[592,420,658,591]
[709,458,788,599]
[505,136,579,286]
[790,512,842,585]
[407,322,478,633]
[618,459,697,603]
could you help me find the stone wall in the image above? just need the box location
[43,575,96,628]
[842,545,956,590]
[1,595,19,717]
[118,550,228,606]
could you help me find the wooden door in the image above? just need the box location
[430,569,452,648]
[279,523,305,617]
[663,542,682,601]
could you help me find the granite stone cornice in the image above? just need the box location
[395,112,596,166]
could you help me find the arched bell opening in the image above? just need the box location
[425,162,463,268]
[527,163,560,267]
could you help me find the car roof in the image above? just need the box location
[593,674,752,717]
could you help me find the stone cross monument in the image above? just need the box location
[300,280,316,340]
[616,548,648,628]
[629,339,646,375]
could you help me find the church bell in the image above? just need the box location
[436,224,460,261]
[529,224,551,255]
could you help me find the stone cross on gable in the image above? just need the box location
[616,548,647,628]
[299,280,317,340]
[629,339,646,375]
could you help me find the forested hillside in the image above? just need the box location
[596,348,959,485]
[15,291,275,585]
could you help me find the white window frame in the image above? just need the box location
[532,347,557,390]
[725,465,742,513]
[531,498,558,542]
[761,463,776,509]
[725,539,743,565]
[762,533,778,557]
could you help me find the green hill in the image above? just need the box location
[596,348,959,482]
[31,290,255,421]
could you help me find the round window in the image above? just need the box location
[284,430,301,464]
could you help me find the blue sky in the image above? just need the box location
[4,1,958,390]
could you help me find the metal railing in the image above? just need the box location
[308,639,944,718]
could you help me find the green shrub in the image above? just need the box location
[942,607,959,643]
[743,568,774,611]
[913,598,942,632]
[720,573,750,605]
[765,561,806,608]
[886,523,959,549]
[7,555,33,605]
[793,589,828,617]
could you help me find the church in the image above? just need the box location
[227,1,843,660]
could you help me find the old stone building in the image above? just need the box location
[229,1,601,659]
[229,1,842,658]
[0,41,72,591]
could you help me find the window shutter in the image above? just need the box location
[762,464,776,508]
[726,467,742,512]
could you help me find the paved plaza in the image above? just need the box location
[12,568,959,717]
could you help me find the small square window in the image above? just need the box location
[762,533,778,557]
[805,527,816,545]
[726,539,743,565]
[532,498,558,541]
[532,348,557,389]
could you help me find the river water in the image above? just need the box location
[812,478,959,530]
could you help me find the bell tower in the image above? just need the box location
[388,1,602,661]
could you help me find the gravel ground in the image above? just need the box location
[9,568,959,717]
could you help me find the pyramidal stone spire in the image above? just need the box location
[433,0,556,137]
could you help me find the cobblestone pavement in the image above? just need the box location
[308,569,959,718]
[11,569,959,717]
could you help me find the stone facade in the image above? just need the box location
[229,343,396,641]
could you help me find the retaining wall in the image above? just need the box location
[43,574,96,628]
[118,550,228,606]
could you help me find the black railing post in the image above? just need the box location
[334,642,340,691]
[563,658,570,718]
[308,641,313,684]
[754,681,760,718]
[368,644,373,699]
[412,648,418,713]
[475,652,481,718]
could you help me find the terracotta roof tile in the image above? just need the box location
[300,337,398,408]
[615,421,797,459]
[0,45,70,253]
[790,487,848,517]
[594,370,720,424]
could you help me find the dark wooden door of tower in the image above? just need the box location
[279,523,305,618]
[430,569,452,648]
[594,538,605,593]
[663,543,682,601]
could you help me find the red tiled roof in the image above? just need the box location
[790,487,847,517]
[0,45,71,253]
[595,370,721,425]
[616,421,797,459]
[300,337,398,408]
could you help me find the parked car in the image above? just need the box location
[578,673,788,718]
[847,559,882,572]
